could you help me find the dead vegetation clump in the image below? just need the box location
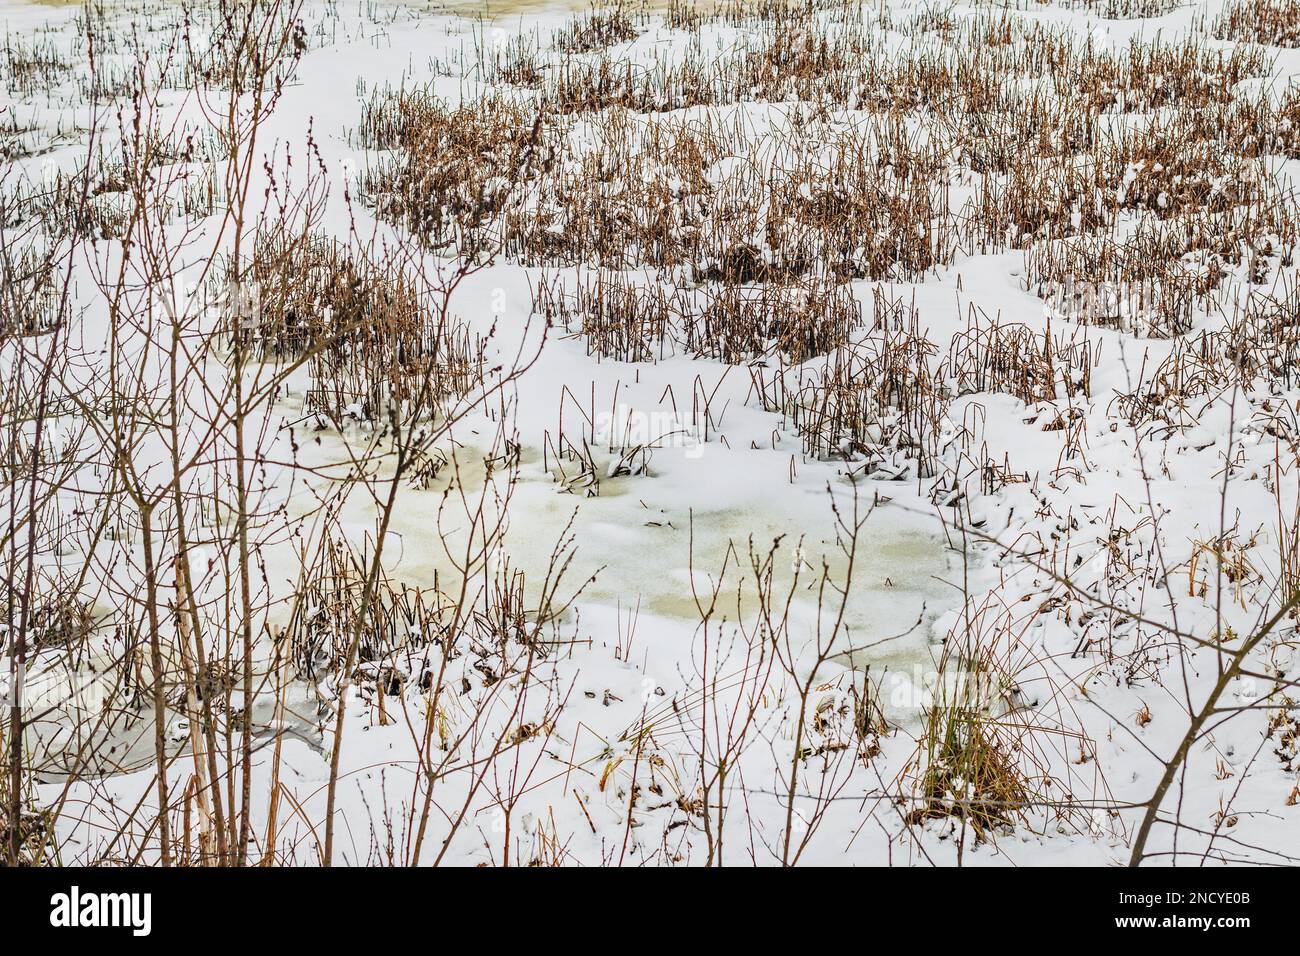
[358,91,552,255]
[228,230,483,425]
[1112,334,1244,428]
[1079,39,1269,113]
[1215,0,1300,47]
[942,311,1094,405]
[231,231,405,359]
[967,155,1111,251]
[2,575,97,653]
[498,3,888,113]
[947,92,1099,179]
[1262,86,1300,157]
[904,610,1099,843]
[0,803,55,867]
[0,245,70,336]
[1080,0,1183,17]
[505,108,720,270]
[285,536,449,685]
[533,270,682,362]
[684,278,859,364]
[908,699,1035,838]
[1099,117,1269,220]
[763,123,956,281]
[1024,226,1222,338]
[534,269,857,364]
[285,513,575,696]
[771,292,947,477]
[536,52,726,116]
[1,33,75,98]
[1225,280,1300,390]
[0,124,224,243]
[554,7,642,53]
[909,639,1092,842]
[62,0,307,100]
[509,109,956,282]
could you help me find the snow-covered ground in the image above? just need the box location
[3,0,1299,866]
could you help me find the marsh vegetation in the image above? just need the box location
[1,0,1298,867]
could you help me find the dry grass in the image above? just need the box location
[358,91,551,255]
[230,229,484,425]
[1215,0,1300,46]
